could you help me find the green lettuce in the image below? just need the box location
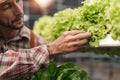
[33,16,55,41]
[109,0,120,40]
[33,0,120,48]
[31,61,91,80]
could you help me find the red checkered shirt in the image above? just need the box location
[0,26,50,80]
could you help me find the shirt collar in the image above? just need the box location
[8,26,30,41]
[19,26,30,40]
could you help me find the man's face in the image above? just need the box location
[0,0,24,30]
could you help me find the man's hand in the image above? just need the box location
[47,30,91,55]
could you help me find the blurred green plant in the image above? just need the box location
[31,60,91,80]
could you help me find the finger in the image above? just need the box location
[62,30,85,36]
[76,32,91,39]
[60,39,88,53]
[67,39,88,47]
[66,42,86,52]
[66,32,91,42]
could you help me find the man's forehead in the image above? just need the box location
[0,0,6,4]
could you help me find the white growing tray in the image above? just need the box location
[99,34,120,47]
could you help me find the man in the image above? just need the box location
[0,0,91,80]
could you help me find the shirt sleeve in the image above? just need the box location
[0,45,50,80]
[34,32,49,46]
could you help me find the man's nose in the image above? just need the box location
[13,3,23,15]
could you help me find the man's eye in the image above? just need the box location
[16,0,20,3]
[3,4,11,10]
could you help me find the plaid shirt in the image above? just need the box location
[0,26,50,80]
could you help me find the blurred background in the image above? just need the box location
[23,0,120,80]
